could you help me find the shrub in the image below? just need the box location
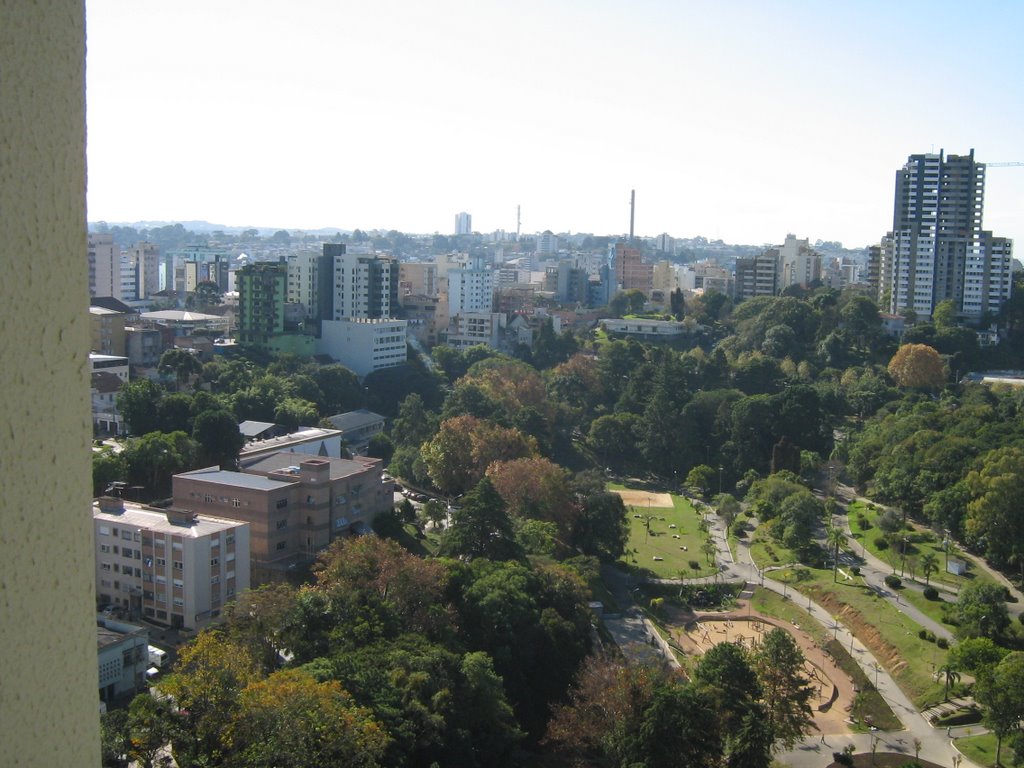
[918,629,929,640]
[875,535,889,550]
[936,637,949,649]
[923,585,938,600]
[884,574,902,589]
[851,565,861,576]
[856,517,872,531]
[688,559,700,572]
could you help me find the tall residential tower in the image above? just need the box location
[880,149,1013,319]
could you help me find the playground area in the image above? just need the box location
[672,609,858,736]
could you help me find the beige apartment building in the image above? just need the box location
[173,452,393,584]
[93,497,251,631]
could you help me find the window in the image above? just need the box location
[155,557,166,567]
[211,538,220,548]
[121,530,132,541]
[276,519,288,530]
[100,562,111,571]
[226,534,234,545]
[211,575,220,585]
[173,579,184,589]
[276,498,288,509]
[210,557,219,567]
[231,498,240,507]
[112,546,119,555]
[155,575,166,585]
[226,552,235,562]
[100,544,110,553]
[99,526,110,536]
[173,597,184,608]
[156,592,166,603]
[173,560,183,571]
[276,541,287,550]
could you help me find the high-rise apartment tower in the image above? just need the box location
[880,149,1013,319]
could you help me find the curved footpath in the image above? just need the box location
[603,501,988,767]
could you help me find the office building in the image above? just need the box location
[89,232,119,298]
[318,317,408,377]
[880,149,1013,319]
[614,242,653,295]
[93,497,251,631]
[174,453,392,583]
[455,211,472,235]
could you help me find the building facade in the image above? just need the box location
[881,149,1013,319]
[93,497,251,631]
[174,454,392,583]
[318,317,408,377]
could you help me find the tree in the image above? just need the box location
[687,464,716,498]
[313,364,365,415]
[228,669,389,768]
[93,450,127,497]
[827,526,845,582]
[587,413,641,472]
[933,298,957,328]
[753,628,815,750]
[568,490,629,562]
[441,477,521,561]
[157,392,195,434]
[948,637,1007,675]
[422,415,537,497]
[122,430,197,499]
[964,447,1024,569]
[117,378,165,435]
[975,652,1024,767]
[186,279,223,311]
[486,457,574,532]
[192,408,244,469]
[935,663,961,700]
[126,693,174,768]
[920,552,939,585]
[701,537,717,565]
[158,348,203,392]
[222,583,299,674]
[160,631,261,765]
[693,641,761,732]
[955,581,1011,640]
[273,397,319,430]
[887,343,945,389]
[670,287,685,320]
[100,709,130,768]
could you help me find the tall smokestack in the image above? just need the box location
[629,189,635,241]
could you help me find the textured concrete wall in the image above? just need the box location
[0,1,100,765]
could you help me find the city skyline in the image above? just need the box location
[86,1,1024,248]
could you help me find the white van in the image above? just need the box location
[148,645,167,668]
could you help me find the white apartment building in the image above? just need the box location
[447,255,494,321]
[287,250,322,318]
[455,211,472,235]
[318,317,408,377]
[778,234,821,289]
[882,149,1012,319]
[93,497,251,631]
[329,252,399,320]
[447,312,506,349]
[89,232,119,298]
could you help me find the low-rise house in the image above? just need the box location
[324,409,386,455]
[96,616,149,705]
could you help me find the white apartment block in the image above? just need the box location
[447,312,506,349]
[329,252,398,320]
[94,497,251,631]
[89,232,119,298]
[318,317,408,377]
[447,256,494,320]
[287,251,322,318]
[778,234,821,289]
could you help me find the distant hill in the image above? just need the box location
[88,220,352,237]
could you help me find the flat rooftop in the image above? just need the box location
[93,499,248,536]
[241,451,381,479]
[175,466,296,491]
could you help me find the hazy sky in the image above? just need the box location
[86,1,1024,248]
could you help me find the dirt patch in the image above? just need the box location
[615,490,674,508]
[667,601,858,736]
[810,589,905,671]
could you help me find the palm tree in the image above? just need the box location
[936,663,961,700]
[920,552,939,586]
[827,526,846,583]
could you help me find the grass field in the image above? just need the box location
[847,501,997,594]
[955,732,1002,767]
[748,526,947,709]
[612,483,717,580]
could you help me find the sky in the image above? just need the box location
[86,0,1024,248]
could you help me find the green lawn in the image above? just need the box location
[847,501,998,594]
[613,486,717,580]
[748,526,947,708]
[955,731,1003,768]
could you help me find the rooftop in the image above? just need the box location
[240,427,343,455]
[93,498,247,536]
[240,451,381,480]
[325,409,385,433]
[174,466,296,491]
